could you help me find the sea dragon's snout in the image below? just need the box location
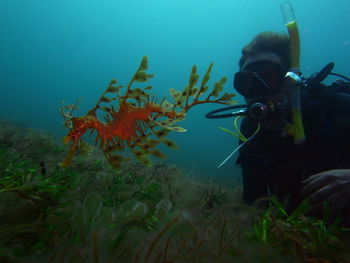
[59,117,91,167]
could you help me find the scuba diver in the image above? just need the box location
[206,31,350,225]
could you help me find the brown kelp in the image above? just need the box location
[60,57,236,170]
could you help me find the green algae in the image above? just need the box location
[0,120,349,263]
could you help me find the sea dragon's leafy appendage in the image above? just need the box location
[60,57,236,170]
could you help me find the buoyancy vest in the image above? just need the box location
[236,80,350,210]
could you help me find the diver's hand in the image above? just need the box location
[300,169,350,225]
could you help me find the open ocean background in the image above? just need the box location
[0,0,349,182]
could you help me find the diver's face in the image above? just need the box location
[234,52,292,130]
[239,52,286,104]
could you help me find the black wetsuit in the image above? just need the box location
[236,80,350,211]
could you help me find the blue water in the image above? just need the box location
[1,0,349,181]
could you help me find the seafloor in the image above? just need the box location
[0,120,349,263]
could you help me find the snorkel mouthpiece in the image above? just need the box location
[281,2,305,144]
[285,71,302,85]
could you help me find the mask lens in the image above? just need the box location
[233,71,255,96]
[234,62,285,98]
[258,63,284,91]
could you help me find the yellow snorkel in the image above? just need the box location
[281,2,305,144]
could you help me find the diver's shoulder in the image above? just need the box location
[303,79,350,108]
[320,80,350,108]
[330,79,350,91]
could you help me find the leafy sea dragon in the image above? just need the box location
[60,57,236,170]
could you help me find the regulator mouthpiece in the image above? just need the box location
[248,102,269,121]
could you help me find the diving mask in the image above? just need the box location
[234,61,286,98]
[207,62,299,122]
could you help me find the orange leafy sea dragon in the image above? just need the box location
[60,56,236,170]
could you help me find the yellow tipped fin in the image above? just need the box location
[149,149,166,159]
[139,56,149,71]
[145,139,161,148]
[162,139,179,150]
[200,63,213,87]
[107,86,121,93]
[133,71,154,82]
[167,126,187,132]
[154,128,171,138]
